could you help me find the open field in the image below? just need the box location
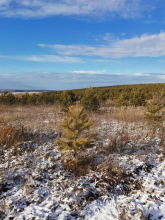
[0,104,165,220]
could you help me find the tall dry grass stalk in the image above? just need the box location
[0,104,63,133]
[0,104,145,128]
[97,106,145,123]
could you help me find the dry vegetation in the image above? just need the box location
[0,103,164,168]
[0,104,63,132]
[0,103,165,219]
[0,104,163,152]
[93,105,145,123]
[0,104,145,133]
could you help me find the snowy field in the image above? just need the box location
[0,109,165,220]
[0,92,42,96]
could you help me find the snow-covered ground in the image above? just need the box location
[0,119,165,220]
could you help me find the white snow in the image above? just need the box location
[0,119,165,219]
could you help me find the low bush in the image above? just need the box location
[0,125,33,155]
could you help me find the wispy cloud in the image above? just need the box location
[135,73,151,76]
[1,53,118,64]
[0,72,164,90]
[72,70,106,74]
[0,0,151,19]
[39,31,165,58]
[0,54,119,63]
[103,33,116,42]
[0,54,84,63]
[158,59,165,63]
[90,59,120,63]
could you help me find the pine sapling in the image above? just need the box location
[145,97,164,122]
[55,102,95,168]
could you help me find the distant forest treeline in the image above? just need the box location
[0,83,165,109]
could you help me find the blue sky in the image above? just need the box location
[0,0,165,90]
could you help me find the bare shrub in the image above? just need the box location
[63,151,97,176]
[107,131,130,153]
[0,125,33,157]
[97,156,123,179]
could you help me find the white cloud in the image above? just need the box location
[72,70,106,74]
[0,0,150,19]
[23,55,84,63]
[103,33,116,42]
[90,59,120,63]
[0,54,84,63]
[135,73,150,76]
[158,59,165,63]
[39,31,165,58]
[0,72,164,90]
[0,54,120,63]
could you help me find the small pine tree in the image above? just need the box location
[131,90,146,107]
[0,91,15,105]
[81,86,100,111]
[145,97,164,122]
[59,90,72,114]
[115,93,128,107]
[55,102,95,168]
[21,93,30,105]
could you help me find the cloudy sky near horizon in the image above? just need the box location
[0,0,165,90]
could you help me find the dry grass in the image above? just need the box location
[0,104,64,159]
[0,104,63,133]
[0,104,145,130]
[0,104,162,149]
[0,125,27,147]
[94,106,145,123]
[0,103,164,160]
[0,125,34,159]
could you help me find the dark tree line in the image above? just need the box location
[0,83,165,111]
